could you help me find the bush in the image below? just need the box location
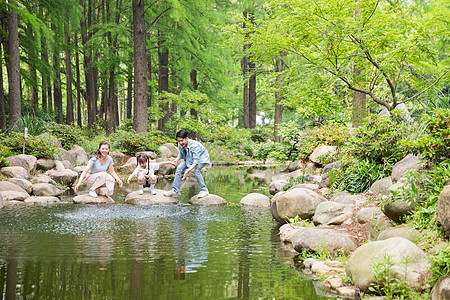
[0,133,12,168]
[110,130,173,155]
[430,246,450,283]
[44,122,86,150]
[249,126,273,143]
[1,132,59,158]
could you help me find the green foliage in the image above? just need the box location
[249,126,273,143]
[110,130,173,155]
[252,142,288,162]
[403,109,450,163]
[368,254,411,299]
[287,215,314,227]
[44,122,86,150]
[8,114,52,136]
[283,176,307,191]
[429,246,450,283]
[1,132,59,158]
[0,133,12,168]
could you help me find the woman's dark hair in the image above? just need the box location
[136,154,150,175]
[176,130,188,138]
[93,141,110,158]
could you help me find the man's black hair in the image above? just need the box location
[176,130,188,138]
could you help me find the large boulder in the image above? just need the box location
[383,199,416,223]
[269,179,288,195]
[158,163,175,176]
[240,193,270,208]
[7,178,33,194]
[0,181,29,194]
[0,193,3,209]
[287,160,304,172]
[109,151,126,167]
[0,190,30,201]
[189,194,226,206]
[313,201,352,226]
[31,175,57,185]
[36,158,56,171]
[158,145,173,159]
[272,188,327,223]
[118,157,137,174]
[431,276,450,300]
[162,143,179,158]
[292,228,357,254]
[69,145,89,166]
[24,196,61,205]
[346,237,430,292]
[436,185,450,237]
[279,224,304,243]
[356,207,383,224]
[376,226,420,242]
[32,183,62,197]
[73,194,114,204]
[47,169,78,186]
[54,147,76,166]
[391,154,423,183]
[370,177,393,196]
[1,166,29,180]
[135,151,158,160]
[287,183,319,191]
[309,145,336,164]
[125,190,179,205]
[7,154,37,174]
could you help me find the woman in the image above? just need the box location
[74,141,123,197]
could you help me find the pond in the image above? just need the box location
[0,166,340,299]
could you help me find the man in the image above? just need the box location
[164,130,210,198]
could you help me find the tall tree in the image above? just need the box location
[274,56,285,142]
[132,0,148,132]
[65,21,74,124]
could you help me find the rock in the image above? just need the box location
[322,161,342,175]
[158,163,175,176]
[331,191,351,201]
[437,185,450,238]
[47,169,78,186]
[357,207,383,224]
[158,145,173,159]
[134,151,157,160]
[279,224,304,243]
[269,179,289,195]
[273,169,303,181]
[0,181,29,194]
[310,145,336,164]
[288,183,319,191]
[336,286,359,298]
[7,178,33,194]
[73,194,114,204]
[332,194,361,205]
[125,190,179,205]
[287,160,304,172]
[0,193,3,209]
[54,160,65,171]
[305,162,318,173]
[24,196,61,205]
[69,145,89,166]
[303,258,318,269]
[313,201,352,225]
[32,183,62,197]
[109,151,126,166]
[240,193,270,207]
[54,147,76,166]
[383,199,416,223]
[36,158,56,171]
[189,194,226,206]
[7,154,37,173]
[310,260,345,277]
[346,237,430,292]
[272,188,327,223]
[377,226,421,242]
[379,103,410,119]
[319,176,330,188]
[162,143,179,158]
[370,177,393,195]
[391,154,423,183]
[1,166,29,180]
[0,190,30,201]
[61,160,74,170]
[325,275,344,290]
[431,276,450,300]
[30,176,57,185]
[292,228,357,254]
[118,157,137,174]
[368,215,393,241]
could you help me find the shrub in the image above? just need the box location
[249,126,273,143]
[430,246,450,283]
[1,132,59,158]
[110,130,173,155]
[0,133,12,168]
[44,122,86,150]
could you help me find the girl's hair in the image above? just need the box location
[93,141,110,158]
[136,154,150,175]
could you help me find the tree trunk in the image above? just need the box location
[157,36,169,132]
[65,22,74,124]
[147,52,152,108]
[190,69,198,118]
[274,56,285,142]
[41,38,51,112]
[248,59,256,129]
[126,67,132,119]
[242,11,249,128]
[5,4,21,127]
[53,49,63,123]
[0,43,6,132]
[132,0,148,132]
[352,67,366,128]
[75,31,82,126]
[26,23,37,116]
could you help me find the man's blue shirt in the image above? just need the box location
[178,139,210,167]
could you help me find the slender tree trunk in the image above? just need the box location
[132,0,148,132]
[242,11,249,128]
[248,58,256,129]
[53,49,63,123]
[65,22,74,124]
[41,39,51,112]
[26,23,37,116]
[75,31,82,126]
[5,4,21,127]
[0,44,6,132]
[157,36,169,132]
[147,52,152,108]
[127,68,132,119]
[190,69,198,118]
[274,56,285,142]
[352,66,366,128]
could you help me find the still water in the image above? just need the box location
[0,166,338,299]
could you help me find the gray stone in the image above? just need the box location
[0,181,29,194]
[0,193,3,209]
[1,166,29,180]
[368,215,393,241]
[125,190,179,205]
[305,161,318,174]
[7,154,37,173]
[272,169,303,181]
[240,192,270,208]
[333,194,361,205]
[189,194,226,206]
[279,224,304,243]
[7,178,33,194]
[158,145,173,159]
[24,196,61,205]
[436,185,450,238]
[162,143,179,158]
[110,151,127,167]
[32,183,62,197]
[391,154,423,183]
[357,207,383,224]
[158,163,175,176]
[0,190,30,201]
[346,237,430,292]
[377,226,421,242]
[431,276,450,300]
[31,175,57,185]
[54,147,76,166]
[383,199,416,223]
[73,194,114,204]
[54,160,65,171]
[331,191,351,201]
[379,103,410,119]
[269,179,289,195]
[118,157,137,174]
[69,145,89,166]
[322,161,342,175]
[292,228,357,254]
[309,145,336,164]
[370,177,393,195]
[313,201,353,225]
[135,151,158,160]
[288,183,319,191]
[287,160,304,172]
[272,188,327,223]
[47,169,78,186]
[61,160,74,170]
[36,158,56,171]
[73,166,86,175]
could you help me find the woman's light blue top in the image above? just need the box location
[88,155,114,173]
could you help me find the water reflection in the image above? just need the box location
[0,166,336,299]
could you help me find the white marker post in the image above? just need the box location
[23,127,28,154]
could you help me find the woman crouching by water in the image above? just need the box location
[74,141,123,197]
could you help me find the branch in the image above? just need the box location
[401,69,450,103]
[147,7,172,32]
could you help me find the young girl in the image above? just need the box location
[127,155,170,195]
[74,141,123,197]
